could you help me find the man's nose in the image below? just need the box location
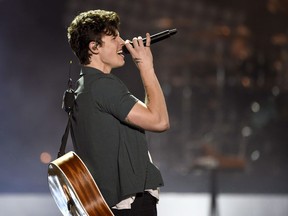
[119,37,125,44]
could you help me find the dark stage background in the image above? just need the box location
[1,0,288,198]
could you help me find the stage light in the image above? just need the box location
[241,126,252,137]
[251,102,260,113]
[241,76,251,88]
[40,152,52,164]
[251,150,260,161]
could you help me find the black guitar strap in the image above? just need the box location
[57,76,76,158]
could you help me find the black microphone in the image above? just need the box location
[123,28,177,54]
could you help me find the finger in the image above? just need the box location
[132,37,139,48]
[124,40,134,53]
[125,40,133,47]
[145,33,151,47]
[137,36,144,47]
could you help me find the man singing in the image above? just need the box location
[67,9,170,216]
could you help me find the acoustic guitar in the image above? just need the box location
[48,151,114,216]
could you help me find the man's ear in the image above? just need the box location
[89,41,99,54]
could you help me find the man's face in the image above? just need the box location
[97,31,125,72]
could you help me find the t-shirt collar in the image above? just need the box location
[80,66,103,76]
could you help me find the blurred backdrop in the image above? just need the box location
[1,0,288,215]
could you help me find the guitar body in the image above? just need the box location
[48,151,114,216]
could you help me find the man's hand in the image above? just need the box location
[124,33,153,71]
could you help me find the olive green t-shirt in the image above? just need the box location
[72,66,164,207]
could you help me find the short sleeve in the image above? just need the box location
[90,76,138,121]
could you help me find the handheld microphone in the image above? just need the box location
[123,28,177,54]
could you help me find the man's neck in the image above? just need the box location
[85,62,111,74]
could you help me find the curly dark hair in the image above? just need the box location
[67,10,120,65]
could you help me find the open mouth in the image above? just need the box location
[117,50,124,57]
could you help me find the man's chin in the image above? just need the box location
[114,61,125,69]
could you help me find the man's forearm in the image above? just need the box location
[140,67,170,131]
